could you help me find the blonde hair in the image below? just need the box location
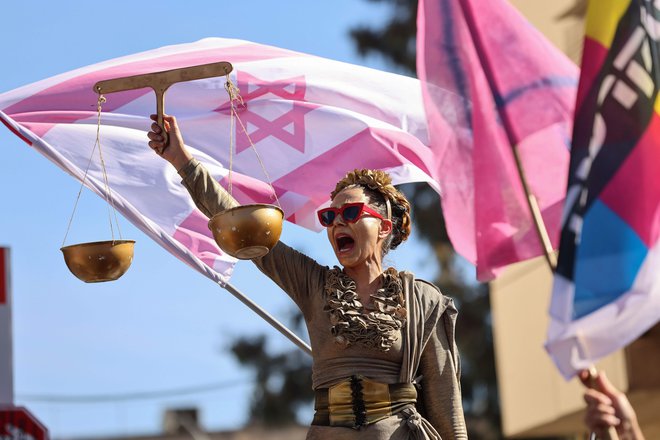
[331,169,411,253]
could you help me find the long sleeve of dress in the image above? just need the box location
[178,158,239,217]
[418,297,467,440]
[178,158,325,317]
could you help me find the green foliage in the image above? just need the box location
[350,0,418,74]
[231,335,313,427]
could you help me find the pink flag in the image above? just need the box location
[417,0,579,280]
[0,38,437,284]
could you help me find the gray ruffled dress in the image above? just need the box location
[179,159,468,440]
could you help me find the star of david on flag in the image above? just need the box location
[228,72,312,154]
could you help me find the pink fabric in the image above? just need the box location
[172,210,223,269]
[273,127,433,204]
[0,38,436,285]
[575,38,609,114]
[417,0,578,279]
[4,43,293,139]
[600,113,660,247]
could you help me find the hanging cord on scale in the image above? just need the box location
[224,75,282,208]
[220,75,312,356]
[61,93,123,247]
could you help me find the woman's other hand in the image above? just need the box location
[147,114,193,171]
[579,369,645,440]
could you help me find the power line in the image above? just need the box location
[17,378,252,404]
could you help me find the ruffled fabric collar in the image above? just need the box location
[324,267,406,351]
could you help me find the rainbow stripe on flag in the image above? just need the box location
[547,0,660,378]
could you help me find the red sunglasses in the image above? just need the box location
[317,202,385,227]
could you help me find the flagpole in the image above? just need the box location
[456,0,558,271]
[585,367,620,440]
[221,281,312,356]
[457,3,617,439]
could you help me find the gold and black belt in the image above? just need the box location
[312,375,417,429]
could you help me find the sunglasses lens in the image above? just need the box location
[319,210,336,226]
[342,205,362,222]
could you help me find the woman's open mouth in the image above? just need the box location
[335,234,355,253]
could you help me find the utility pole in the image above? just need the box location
[0,247,51,440]
[0,247,13,405]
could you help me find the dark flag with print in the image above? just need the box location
[547,0,660,378]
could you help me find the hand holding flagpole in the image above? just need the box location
[582,368,619,440]
[580,368,645,440]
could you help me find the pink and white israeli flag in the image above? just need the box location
[0,38,435,284]
[417,0,578,280]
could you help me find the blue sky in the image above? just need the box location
[0,1,444,438]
